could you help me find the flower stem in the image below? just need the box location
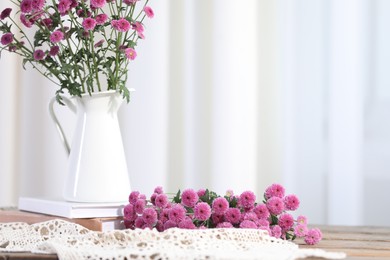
[90,32,102,92]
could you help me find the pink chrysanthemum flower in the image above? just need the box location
[181,189,200,208]
[29,10,43,23]
[82,17,97,31]
[297,215,307,225]
[143,6,154,18]
[168,204,186,223]
[216,222,233,228]
[137,31,145,39]
[132,21,144,33]
[134,216,145,229]
[111,20,119,30]
[1,8,12,20]
[31,0,45,11]
[266,196,285,215]
[70,0,78,9]
[21,0,33,14]
[197,189,206,197]
[155,193,168,208]
[49,45,59,56]
[117,18,131,32]
[41,18,53,28]
[95,13,108,25]
[50,31,64,43]
[90,0,106,8]
[194,202,211,221]
[77,9,91,18]
[150,193,157,205]
[123,204,136,221]
[134,199,146,214]
[124,47,137,60]
[256,218,270,228]
[294,224,308,238]
[178,217,196,229]
[20,14,32,28]
[253,203,270,220]
[211,213,224,225]
[123,0,138,5]
[239,220,257,229]
[284,194,300,211]
[8,45,17,52]
[155,220,164,232]
[142,208,158,225]
[304,228,322,245]
[1,33,13,46]
[33,49,45,60]
[224,207,241,224]
[271,225,282,238]
[159,208,170,223]
[112,18,131,32]
[278,213,294,230]
[58,0,71,14]
[239,191,256,209]
[243,212,258,223]
[128,191,140,204]
[163,220,177,230]
[212,197,229,215]
[154,186,163,194]
[123,219,134,229]
[265,183,285,199]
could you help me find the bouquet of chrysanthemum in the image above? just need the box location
[0,0,153,103]
[123,184,323,245]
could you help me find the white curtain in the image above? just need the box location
[1,0,389,226]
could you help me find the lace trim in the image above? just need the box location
[0,219,346,260]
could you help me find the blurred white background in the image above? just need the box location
[1,0,389,226]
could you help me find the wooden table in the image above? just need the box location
[0,225,389,259]
[300,225,390,260]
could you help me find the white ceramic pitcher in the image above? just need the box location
[49,90,131,202]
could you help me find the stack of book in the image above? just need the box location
[0,197,128,231]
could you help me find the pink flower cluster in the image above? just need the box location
[0,0,154,61]
[0,0,154,103]
[123,184,322,245]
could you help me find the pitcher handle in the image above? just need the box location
[49,97,77,156]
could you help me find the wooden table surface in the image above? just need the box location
[0,225,389,259]
[299,225,390,260]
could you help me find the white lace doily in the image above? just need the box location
[0,219,346,260]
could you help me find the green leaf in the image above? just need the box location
[55,89,65,105]
[119,85,130,103]
[60,79,82,97]
[0,23,12,33]
[33,30,48,47]
[173,189,181,203]
[185,207,194,214]
[270,215,278,225]
[229,196,238,208]
[263,193,268,202]
[199,189,210,203]
[22,58,30,70]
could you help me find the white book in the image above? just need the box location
[18,197,127,219]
